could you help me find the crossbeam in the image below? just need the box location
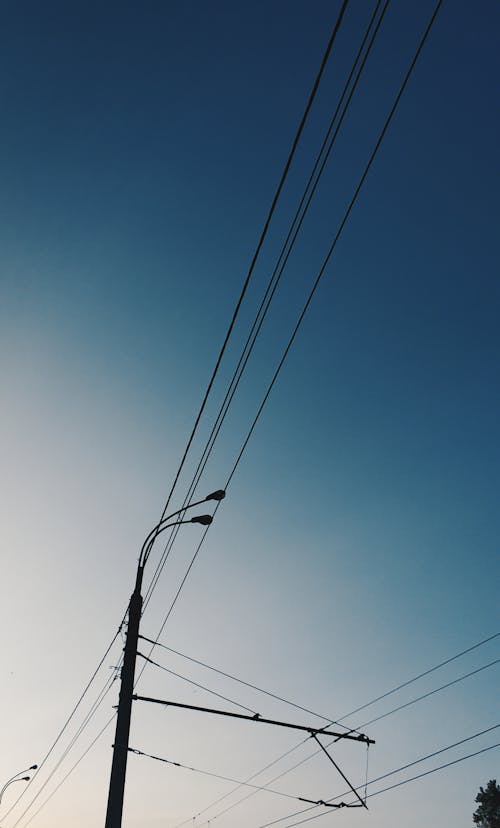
[132,695,375,745]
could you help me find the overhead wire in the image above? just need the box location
[253,725,500,827]
[138,0,443,707]
[142,0,351,573]
[127,747,302,802]
[1,613,125,823]
[138,634,352,728]
[268,742,500,828]
[21,714,117,828]
[172,639,497,827]
[137,651,258,714]
[9,660,122,828]
[142,0,386,613]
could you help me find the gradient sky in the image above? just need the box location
[1,2,499,827]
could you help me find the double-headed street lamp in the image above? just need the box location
[0,765,37,807]
[104,489,225,828]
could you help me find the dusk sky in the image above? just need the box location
[0,2,499,827]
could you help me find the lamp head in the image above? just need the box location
[29,765,38,770]
[191,514,213,526]
[205,489,226,502]
[21,777,30,782]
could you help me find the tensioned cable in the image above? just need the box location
[133,725,500,827]
[139,634,349,726]
[2,614,125,823]
[20,714,117,828]
[275,743,500,828]
[174,642,496,827]
[137,0,444,701]
[144,0,351,564]
[128,747,302,801]
[142,0,386,612]
[211,657,500,826]
[140,630,500,735]
[253,725,500,826]
[9,663,121,828]
[137,651,258,714]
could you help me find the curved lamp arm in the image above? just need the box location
[0,773,33,806]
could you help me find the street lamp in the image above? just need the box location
[0,765,37,806]
[104,491,224,828]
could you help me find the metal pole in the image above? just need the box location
[104,567,143,828]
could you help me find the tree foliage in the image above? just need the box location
[473,780,500,828]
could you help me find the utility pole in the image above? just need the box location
[104,568,143,828]
[103,490,224,828]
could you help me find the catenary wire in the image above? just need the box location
[271,743,500,828]
[174,643,496,827]
[137,651,258,714]
[128,747,303,801]
[142,0,386,612]
[253,724,500,827]
[211,656,500,827]
[138,634,353,728]
[2,614,125,823]
[21,714,117,828]
[9,662,121,828]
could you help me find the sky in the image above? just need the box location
[0,1,499,827]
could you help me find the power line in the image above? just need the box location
[138,634,355,730]
[21,714,116,828]
[128,747,302,802]
[2,616,125,823]
[138,0,443,725]
[137,651,258,714]
[254,724,500,827]
[140,631,500,738]
[143,0,351,571]
[336,630,500,723]
[276,742,500,828]
[142,0,386,613]
[10,666,120,828]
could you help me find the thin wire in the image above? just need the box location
[254,724,500,827]
[21,714,117,828]
[145,0,351,558]
[143,0,384,612]
[138,634,355,730]
[336,630,500,723]
[356,657,500,731]
[10,667,120,828]
[128,747,301,801]
[280,743,500,828]
[137,651,258,714]
[2,613,125,822]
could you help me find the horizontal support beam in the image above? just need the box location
[132,695,375,745]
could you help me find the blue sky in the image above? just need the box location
[0,2,499,827]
